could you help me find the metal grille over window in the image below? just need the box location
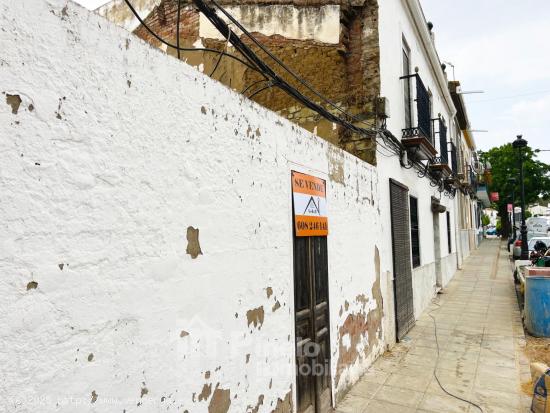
[450,142,458,174]
[410,196,421,268]
[399,73,438,161]
[438,120,448,164]
[446,211,452,254]
[400,74,432,141]
[415,75,432,143]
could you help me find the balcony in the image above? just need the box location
[429,118,452,178]
[400,73,437,160]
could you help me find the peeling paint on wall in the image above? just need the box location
[246,306,265,329]
[335,245,384,393]
[0,1,383,411]
[246,394,264,413]
[208,384,230,413]
[5,94,22,114]
[26,281,38,290]
[270,388,293,413]
[328,146,345,185]
[198,383,212,401]
[186,226,203,258]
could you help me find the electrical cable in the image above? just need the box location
[208,0,379,130]
[193,0,378,140]
[428,300,484,413]
[122,0,265,75]
[241,78,270,95]
[210,29,232,77]
[123,0,455,198]
[248,81,278,99]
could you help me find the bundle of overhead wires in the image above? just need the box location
[122,0,453,195]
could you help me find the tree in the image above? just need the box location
[479,144,550,238]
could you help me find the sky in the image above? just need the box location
[76,0,550,164]
[421,0,550,164]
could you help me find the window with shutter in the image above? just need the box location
[410,196,421,268]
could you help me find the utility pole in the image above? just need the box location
[508,177,516,238]
[512,135,529,259]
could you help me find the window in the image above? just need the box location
[410,196,420,267]
[428,90,434,145]
[402,41,412,128]
[446,211,452,253]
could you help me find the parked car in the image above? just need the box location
[527,217,549,235]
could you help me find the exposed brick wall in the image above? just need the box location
[133,0,380,164]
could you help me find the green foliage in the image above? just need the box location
[479,144,550,214]
[525,210,533,219]
[481,214,491,226]
[496,219,502,231]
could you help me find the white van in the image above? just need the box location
[527,217,549,235]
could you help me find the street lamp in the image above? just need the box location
[508,177,517,237]
[512,135,528,259]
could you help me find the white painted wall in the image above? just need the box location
[376,0,458,326]
[199,5,341,44]
[0,0,387,411]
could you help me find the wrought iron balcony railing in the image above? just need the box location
[399,73,437,160]
[400,74,433,143]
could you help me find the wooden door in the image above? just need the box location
[294,236,331,413]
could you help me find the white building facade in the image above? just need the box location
[0,1,480,412]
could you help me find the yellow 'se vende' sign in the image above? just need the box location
[291,171,328,237]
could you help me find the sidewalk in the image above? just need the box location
[336,239,531,413]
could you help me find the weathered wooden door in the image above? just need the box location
[389,180,415,340]
[294,236,331,413]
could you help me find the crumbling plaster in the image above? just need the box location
[0,0,388,411]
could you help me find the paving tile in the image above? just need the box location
[474,373,520,393]
[372,384,424,408]
[384,372,431,392]
[363,399,416,413]
[475,364,518,379]
[347,379,382,399]
[418,393,471,413]
[470,387,521,409]
[336,241,526,413]
[359,367,392,384]
[334,395,370,413]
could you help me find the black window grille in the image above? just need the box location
[416,76,432,142]
[450,142,458,174]
[446,211,452,254]
[432,118,448,165]
[410,196,421,268]
[439,120,448,164]
[400,74,432,144]
[403,49,412,128]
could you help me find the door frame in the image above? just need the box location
[291,173,332,413]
